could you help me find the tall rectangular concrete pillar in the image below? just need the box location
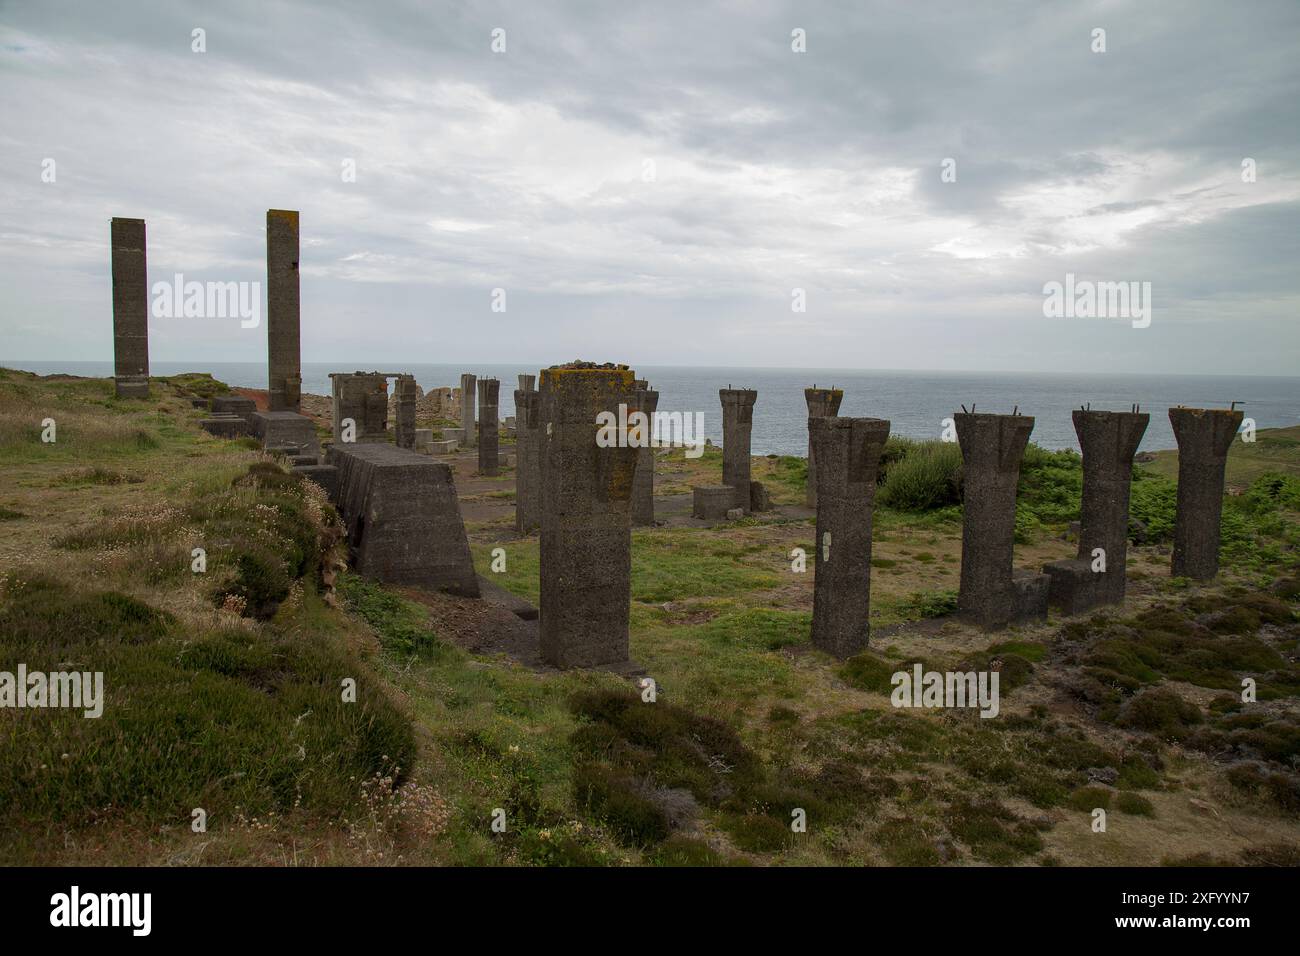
[394,375,418,450]
[514,388,542,533]
[1044,410,1149,612]
[539,364,638,668]
[518,374,536,392]
[810,417,890,658]
[110,217,149,398]
[955,412,1047,628]
[632,380,659,526]
[460,373,477,447]
[804,387,843,508]
[477,377,500,475]
[266,209,301,413]
[720,388,757,512]
[1169,407,1243,580]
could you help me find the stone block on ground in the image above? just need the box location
[692,486,735,519]
[328,443,479,597]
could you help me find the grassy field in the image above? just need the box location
[2,367,1298,866]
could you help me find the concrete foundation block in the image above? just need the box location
[200,416,249,438]
[327,443,479,597]
[1011,569,1050,622]
[442,427,465,443]
[749,480,771,512]
[692,485,735,519]
[211,395,257,421]
[251,410,321,458]
[428,439,458,455]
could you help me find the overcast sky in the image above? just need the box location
[1,0,1297,374]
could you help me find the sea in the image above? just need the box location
[6,361,1298,455]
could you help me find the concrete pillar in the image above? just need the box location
[955,412,1046,628]
[394,375,418,450]
[459,373,477,447]
[810,417,891,658]
[720,388,757,512]
[110,217,149,398]
[266,210,301,413]
[1169,407,1243,580]
[632,381,659,526]
[477,378,500,475]
[539,364,638,668]
[804,387,844,508]
[518,374,536,392]
[514,388,542,533]
[330,372,387,444]
[1044,410,1149,612]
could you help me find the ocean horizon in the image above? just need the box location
[6,360,1298,455]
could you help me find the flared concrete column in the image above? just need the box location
[514,389,542,533]
[459,373,477,447]
[955,412,1043,628]
[1169,407,1243,580]
[477,378,500,475]
[804,387,843,508]
[720,388,757,511]
[632,381,659,526]
[539,364,638,668]
[110,217,149,398]
[810,416,890,658]
[266,209,301,413]
[1045,410,1149,612]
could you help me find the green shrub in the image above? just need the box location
[878,441,963,511]
[1116,688,1202,740]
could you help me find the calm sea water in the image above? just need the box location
[7,361,1298,455]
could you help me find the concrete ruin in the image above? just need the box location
[251,410,320,460]
[692,486,733,519]
[518,373,536,392]
[514,386,542,534]
[538,363,639,669]
[329,372,388,444]
[459,373,477,448]
[477,378,500,476]
[804,387,844,509]
[266,209,302,413]
[955,412,1049,628]
[1169,406,1244,580]
[394,374,418,450]
[211,395,256,422]
[632,380,659,526]
[1043,409,1149,613]
[721,388,758,512]
[327,443,479,597]
[110,217,149,398]
[810,416,891,658]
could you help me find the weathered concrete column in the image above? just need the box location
[477,377,500,475]
[266,209,301,413]
[1169,407,1243,580]
[1044,410,1149,612]
[394,375,418,450]
[329,372,387,444]
[110,217,149,398]
[518,373,536,392]
[720,388,757,512]
[955,412,1047,628]
[632,380,659,526]
[539,364,638,668]
[810,417,890,658]
[514,388,542,533]
[804,387,843,508]
[459,373,477,447]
